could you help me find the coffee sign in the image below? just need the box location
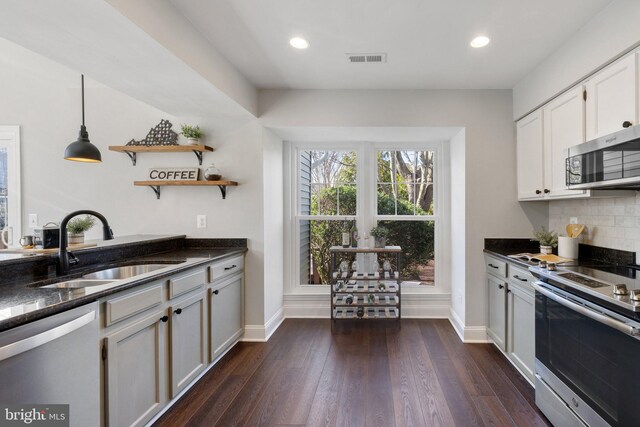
[148,167,199,181]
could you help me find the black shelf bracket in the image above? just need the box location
[192,150,204,165]
[218,185,227,199]
[124,151,137,166]
[149,186,161,199]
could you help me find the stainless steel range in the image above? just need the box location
[531,264,640,427]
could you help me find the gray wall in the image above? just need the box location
[258,88,548,329]
[0,38,282,331]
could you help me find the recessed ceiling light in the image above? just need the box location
[289,37,310,49]
[470,36,490,48]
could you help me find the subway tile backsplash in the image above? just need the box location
[549,193,640,254]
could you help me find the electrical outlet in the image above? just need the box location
[28,214,38,228]
[570,217,578,224]
[196,215,207,228]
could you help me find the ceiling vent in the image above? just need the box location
[346,53,387,63]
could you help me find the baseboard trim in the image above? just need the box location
[448,307,489,343]
[242,307,285,342]
[264,307,285,340]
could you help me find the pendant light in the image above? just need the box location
[64,74,102,162]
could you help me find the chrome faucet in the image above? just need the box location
[57,210,114,275]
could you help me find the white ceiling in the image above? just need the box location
[170,0,613,90]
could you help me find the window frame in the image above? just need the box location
[0,126,21,247]
[284,140,447,295]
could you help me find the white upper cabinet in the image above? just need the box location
[516,109,545,200]
[586,53,638,140]
[543,85,586,198]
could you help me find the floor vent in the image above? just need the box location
[346,53,387,63]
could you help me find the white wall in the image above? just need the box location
[513,0,640,119]
[259,89,547,329]
[0,38,284,331]
[449,129,466,324]
[261,128,284,329]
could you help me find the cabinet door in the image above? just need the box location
[210,273,244,361]
[586,53,638,140]
[507,284,535,383]
[516,110,545,200]
[543,85,587,198]
[487,274,507,351]
[106,309,167,427]
[169,290,207,397]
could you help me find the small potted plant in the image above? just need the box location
[67,215,96,244]
[532,227,558,254]
[180,124,204,145]
[370,225,389,248]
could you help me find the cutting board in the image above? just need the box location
[532,254,572,264]
[7,243,97,254]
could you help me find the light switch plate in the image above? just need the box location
[28,214,38,228]
[569,217,578,224]
[196,215,207,228]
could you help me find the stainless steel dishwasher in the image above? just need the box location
[0,302,100,426]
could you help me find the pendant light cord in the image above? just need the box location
[81,74,85,126]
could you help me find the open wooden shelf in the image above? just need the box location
[134,180,238,199]
[109,145,214,165]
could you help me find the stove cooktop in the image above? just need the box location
[530,264,640,314]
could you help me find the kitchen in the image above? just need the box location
[0,1,639,426]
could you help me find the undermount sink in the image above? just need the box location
[81,263,182,280]
[41,279,116,289]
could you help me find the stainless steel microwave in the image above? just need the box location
[566,124,640,189]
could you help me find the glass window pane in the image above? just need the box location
[377,184,396,215]
[377,149,435,216]
[337,184,356,216]
[300,219,355,285]
[300,150,357,216]
[378,220,435,285]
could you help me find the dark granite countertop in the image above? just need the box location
[484,238,636,270]
[0,236,247,332]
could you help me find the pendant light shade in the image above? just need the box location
[64,75,102,163]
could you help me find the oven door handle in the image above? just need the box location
[533,282,640,339]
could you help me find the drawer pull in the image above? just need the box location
[513,275,528,282]
[174,308,182,315]
[213,290,219,295]
[488,264,499,269]
[160,315,169,323]
[224,265,237,271]
[498,284,504,289]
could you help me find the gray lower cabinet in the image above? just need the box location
[169,291,207,397]
[102,258,244,426]
[210,272,244,361]
[487,273,507,351]
[507,280,535,382]
[485,255,536,385]
[105,309,167,427]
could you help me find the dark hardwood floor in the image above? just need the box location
[154,319,551,427]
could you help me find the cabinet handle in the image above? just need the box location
[543,189,550,194]
[488,264,499,269]
[513,275,528,282]
[174,308,182,315]
[224,265,237,271]
[535,190,542,195]
[623,121,633,128]
[213,290,219,295]
[498,284,504,289]
[507,289,512,294]
[160,315,169,323]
